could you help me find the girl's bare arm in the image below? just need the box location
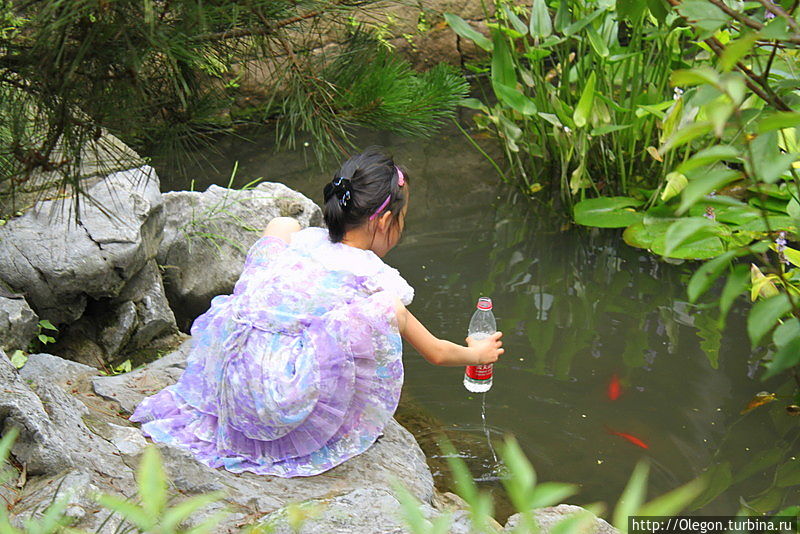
[262,217,301,243]
[394,299,503,366]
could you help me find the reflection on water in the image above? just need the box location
[157,122,799,521]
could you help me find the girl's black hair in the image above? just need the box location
[322,146,409,243]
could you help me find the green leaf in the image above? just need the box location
[776,460,800,488]
[562,8,604,36]
[750,131,798,183]
[161,492,227,531]
[719,32,758,71]
[573,196,644,228]
[138,445,168,519]
[661,121,713,153]
[529,482,578,508]
[663,217,721,258]
[720,264,749,318]
[529,0,553,38]
[590,124,632,136]
[646,0,670,23]
[613,460,649,530]
[688,250,737,302]
[491,31,516,90]
[554,0,571,32]
[38,319,57,331]
[676,0,730,34]
[444,14,492,51]
[677,167,741,215]
[494,83,538,115]
[758,112,800,133]
[460,98,487,112]
[9,350,27,369]
[763,336,800,380]
[438,438,478,505]
[671,66,720,88]
[618,0,647,21]
[586,25,609,57]
[94,494,152,530]
[760,17,790,39]
[499,435,537,511]
[503,6,529,36]
[748,294,792,347]
[689,463,732,510]
[661,172,688,202]
[732,447,784,484]
[573,72,596,128]
[623,221,727,259]
[676,145,740,174]
[638,477,706,516]
[773,317,800,348]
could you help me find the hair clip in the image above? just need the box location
[396,166,405,187]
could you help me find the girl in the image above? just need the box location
[129,147,504,477]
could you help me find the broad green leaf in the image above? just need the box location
[687,250,736,302]
[503,6,529,36]
[720,32,758,71]
[494,83,538,115]
[39,319,57,330]
[499,435,537,510]
[732,447,784,484]
[138,445,168,519]
[563,8,604,36]
[646,0,669,23]
[573,72,596,128]
[586,25,609,57]
[438,438,478,504]
[720,264,749,317]
[460,98,488,111]
[748,294,792,347]
[491,31,516,90]
[528,482,579,508]
[539,112,563,128]
[444,14,492,51]
[530,0,553,38]
[617,0,647,21]
[554,0,571,32]
[663,218,721,258]
[671,66,720,88]
[758,112,800,133]
[750,131,798,183]
[676,0,730,34]
[661,172,688,202]
[763,337,800,380]
[751,263,780,301]
[94,494,152,530]
[573,196,644,228]
[161,492,227,531]
[677,167,741,215]
[661,121,714,153]
[623,221,726,259]
[773,317,800,348]
[776,459,800,487]
[613,461,649,530]
[677,145,740,174]
[638,477,706,516]
[9,350,27,369]
[689,463,732,511]
[760,17,790,39]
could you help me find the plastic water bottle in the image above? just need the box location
[464,297,496,393]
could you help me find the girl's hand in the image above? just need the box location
[466,331,504,365]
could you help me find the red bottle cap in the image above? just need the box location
[476,297,492,311]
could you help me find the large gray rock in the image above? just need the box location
[0,165,177,364]
[156,182,322,329]
[9,338,527,533]
[0,295,38,353]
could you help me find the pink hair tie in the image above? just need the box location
[369,166,405,221]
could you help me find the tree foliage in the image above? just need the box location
[0,0,468,213]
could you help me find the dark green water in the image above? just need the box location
[156,123,799,520]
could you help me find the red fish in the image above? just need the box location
[606,427,649,449]
[607,374,621,400]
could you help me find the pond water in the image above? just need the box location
[156,121,800,521]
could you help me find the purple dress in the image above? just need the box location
[129,227,414,477]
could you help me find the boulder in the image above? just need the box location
[156,182,323,329]
[0,295,38,353]
[0,165,177,364]
[14,338,440,532]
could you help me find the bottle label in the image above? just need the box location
[466,364,493,380]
